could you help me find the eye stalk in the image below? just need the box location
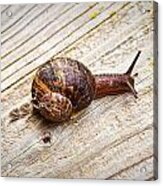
[126,50,141,75]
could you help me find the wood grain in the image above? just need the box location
[1,1,157,179]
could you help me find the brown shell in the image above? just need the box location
[31,58,96,122]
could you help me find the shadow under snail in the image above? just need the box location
[31,51,141,122]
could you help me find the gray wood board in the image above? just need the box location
[1,1,158,179]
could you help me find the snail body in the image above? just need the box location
[32,51,141,122]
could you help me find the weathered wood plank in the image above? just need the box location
[1,4,36,33]
[1,2,96,69]
[1,1,157,179]
[0,5,10,16]
[1,5,10,13]
[1,3,75,56]
[108,156,155,180]
[49,128,153,179]
[1,5,26,27]
[1,4,53,44]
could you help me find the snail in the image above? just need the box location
[31,51,141,122]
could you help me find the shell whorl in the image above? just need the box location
[31,58,96,122]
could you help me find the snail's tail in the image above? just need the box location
[125,51,141,75]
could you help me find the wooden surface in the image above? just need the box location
[1,2,157,179]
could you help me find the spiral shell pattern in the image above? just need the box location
[32,58,96,122]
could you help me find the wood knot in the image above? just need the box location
[42,131,52,144]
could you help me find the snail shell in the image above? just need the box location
[32,58,96,122]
